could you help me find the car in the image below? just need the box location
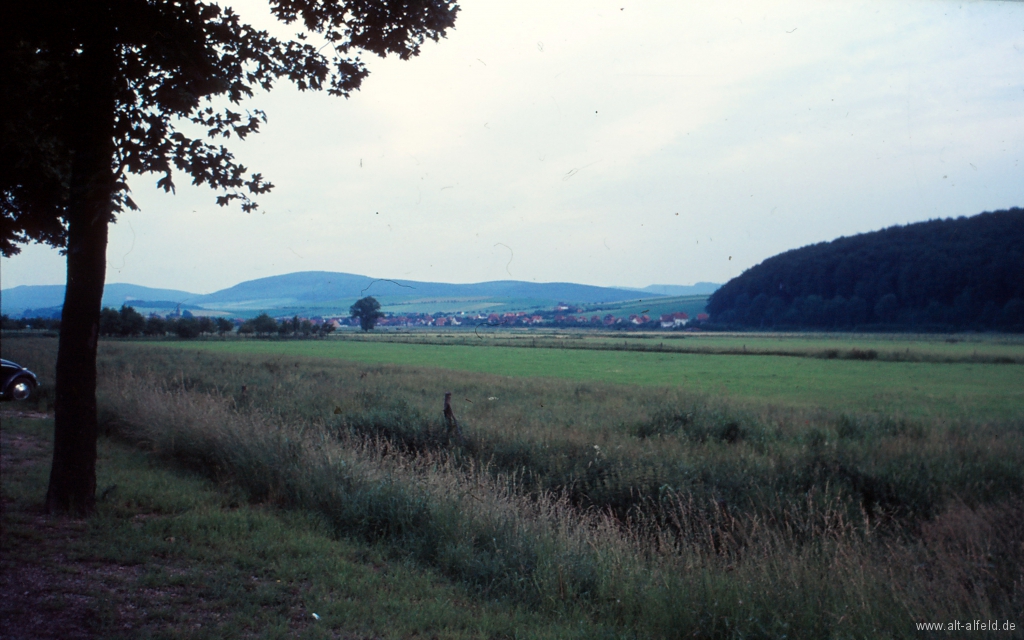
[1,359,39,401]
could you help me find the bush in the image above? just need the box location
[144,316,167,336]
[174,317,201,339]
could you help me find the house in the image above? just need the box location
[660,312,690,328]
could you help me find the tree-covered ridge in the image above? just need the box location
[707,208,1024,331]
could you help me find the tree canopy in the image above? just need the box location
[706,208,1024,331]
[249,312,280,335]
[99,304,146,336]
[350,295,384,331]
[1,0,458,514]
[2,0,459,254]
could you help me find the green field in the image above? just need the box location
[146,336,1024,420]
[5,332,1023,638]
[341,328,1024,362]
[579,294,711,318]
[634,331,1024,360]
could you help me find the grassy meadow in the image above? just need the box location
[3,333,1023,638]
[144,332,1024,420]
[328,328,1024,364]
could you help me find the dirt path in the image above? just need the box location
[2,421,96,638]
[0,416,151,639]
[0,415,362,639]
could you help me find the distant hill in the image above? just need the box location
[629,283,720,296]
[0,285,65,315]
[707,208,1024,331]
[2,283,198,316]
[3,272,677,319]
[193,271,658,312]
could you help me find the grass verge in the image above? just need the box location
[0,415,595,639]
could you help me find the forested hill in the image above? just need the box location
[706,208,1024,331]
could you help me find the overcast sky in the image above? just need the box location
[3,0,1022,294]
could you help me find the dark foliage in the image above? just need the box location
[99,305,146,336]
[707,208,1024,331]
[239,312,279,336]
[2,0,458,513]
[2,0,461,251]
[1,315,62,331]
[215,317,235,334]
[350,295,384,331]
[143,315,166,336]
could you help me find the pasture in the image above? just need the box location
[3,333,1023,638]
[147,332,1024,420]
[333,328,1024,363]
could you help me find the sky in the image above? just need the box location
[2,0,1022,295]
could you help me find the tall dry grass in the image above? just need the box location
[4,337,1021,637]
[86,343,1024,530]
[96,371,1021,638]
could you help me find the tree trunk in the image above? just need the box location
[45,30,116,515]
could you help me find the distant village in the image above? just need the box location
[152,303,709,332]
[320,304,709,331]
[5,302,710,335]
